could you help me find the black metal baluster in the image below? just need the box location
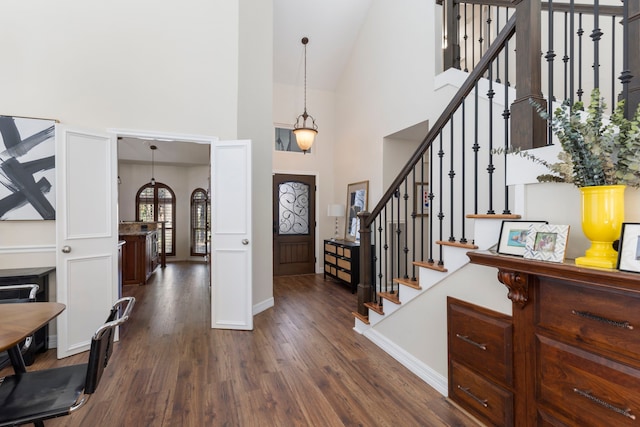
[570,0,575,105]
[503,36,512,215]
[455,4,462,70]
[495,7,501,83]
[546,1,556,145]
[563,11,570,102]
[389,196,394,293]
[472,4,476,71]
[611,15,616,115]
[420,154,426,264]
[428,145,435,264]
[487,66,496,215]
[411,168,417,281]
[460,99,468,244]
[473,82,480,214]
[403,179,409,280]
[592,0,602,90]
[463,3,469,72]
[383,207,388,294]
[577,12,584,101]
[438,133,445,266]
[449,116,456,242]
[396,185,401,293]
[478,6,484,75]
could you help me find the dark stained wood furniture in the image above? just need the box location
[119,231,160,285]
[467,250,640,426]
[0,302,65,373]
[448,297,514,426]
[324,239,360,293]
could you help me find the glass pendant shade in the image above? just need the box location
[293,126,317,152]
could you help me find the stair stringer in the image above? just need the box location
[353,217,513,395]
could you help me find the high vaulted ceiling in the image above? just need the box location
[119,1,372,164]
[274,0,372,91]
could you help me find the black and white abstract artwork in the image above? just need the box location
[0,115,56,220]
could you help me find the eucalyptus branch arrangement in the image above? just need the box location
[497,89,640,188]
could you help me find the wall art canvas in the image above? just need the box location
[0,115,56,220]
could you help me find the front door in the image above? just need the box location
[56,126,118,358]
[273,174,316,276]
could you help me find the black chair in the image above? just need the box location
[0,296,135,427]
[0,284,40,369]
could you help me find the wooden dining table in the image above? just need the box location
[0,302,65,373]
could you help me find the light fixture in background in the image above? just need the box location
[327,204,345,240]
[150,144,157,186]
[293,36,318,154]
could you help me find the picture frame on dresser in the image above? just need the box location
[523,223,570,263]
[497,220,548,256]
[345,180,368,242]
[617,222,640,273]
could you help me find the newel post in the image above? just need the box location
[357,211,372,317]
[510,0,548,149]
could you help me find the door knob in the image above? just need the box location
[242,239,249,245]
[61,246,72,253]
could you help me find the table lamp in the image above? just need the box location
[327,204,345,240]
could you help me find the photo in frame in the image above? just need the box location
[345,180,368,242]
[616,222,640,273]
[413,182,429,217]
[523,224,570,263]
[497,220,548,256]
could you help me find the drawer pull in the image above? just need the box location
[457,385,489,408]
[571,310,634,330]
[573,388,636,420]
[455,334,487,350]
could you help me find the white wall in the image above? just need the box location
[334,0,439,212]
[273,83,337,272]
[0,0,274,312]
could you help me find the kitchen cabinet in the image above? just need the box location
[119,231,159,285]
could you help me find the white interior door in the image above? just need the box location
[56,125,118,358]
[211,139,252,330]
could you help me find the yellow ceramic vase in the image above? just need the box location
[575,185,625,269]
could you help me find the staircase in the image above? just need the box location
[352,0,639,396]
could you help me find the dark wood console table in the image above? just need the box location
[467,251,640,426]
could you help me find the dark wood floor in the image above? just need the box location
[1,263,480,426]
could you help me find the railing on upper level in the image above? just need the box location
[355,0,640,318]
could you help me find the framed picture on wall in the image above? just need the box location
[0,115,57,220]
[414,182,429,217]
[345,180,368,242]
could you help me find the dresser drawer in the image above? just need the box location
[343,247,352,258]
[325,254,336,264]
[337,258,351,270]
[450,360,514,427]
[336,246,344,256]
[337,270,351,282]
[537,334,640,427]
[448,298,513,387]
[537,278,640,361]
[324,243,336,253]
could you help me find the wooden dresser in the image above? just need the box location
[323,239,360,293]
[448,297,514,426]
[467,251,640,426]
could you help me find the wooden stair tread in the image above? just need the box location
[364,302,384,315]
[436,240,479,250]
[413,260,448,272]
[466,213,521,219]
[352,311,369,324]
[378,291,401,305]
[393,278,421,290]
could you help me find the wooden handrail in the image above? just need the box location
[364,13,517,227]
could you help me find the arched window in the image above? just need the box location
[136,183,176,256]
[190,188,209,256]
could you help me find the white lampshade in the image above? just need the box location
[293,128,317,152]
[327,204,345,217]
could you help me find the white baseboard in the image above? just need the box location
[253,297,274,315]
[364,328,448,396]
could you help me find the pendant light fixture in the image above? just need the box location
[293,37,318,154]
[150,144,157,186]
